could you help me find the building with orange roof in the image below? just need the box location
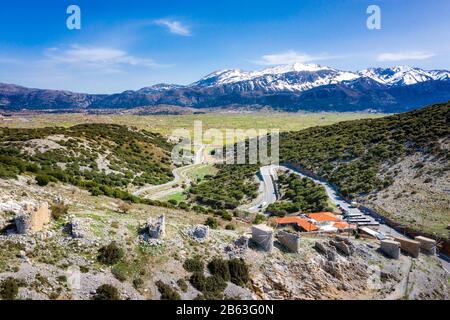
[307,212,341,222]
[275,216,319,232]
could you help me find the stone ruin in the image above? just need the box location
[147,215,166,239]
[225,236,249,258]
[329,235,355,256]
[415,236,436,255]
[251,224,274,252]
[187,224,209,242]
[277,230,300,253]
[394,236,420,258]
[380,239,401,259]
[15,201,51,235]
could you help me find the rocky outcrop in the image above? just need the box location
[329,236,355,256]
[225,236,249,258]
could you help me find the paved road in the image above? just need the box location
[246,165,279,213]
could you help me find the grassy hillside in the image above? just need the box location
[280,102,449,198]
[280,102,450,237]
[0,124,173,201]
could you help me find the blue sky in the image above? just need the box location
[0,0,449,93]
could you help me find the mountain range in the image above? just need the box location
[1,63,450,112]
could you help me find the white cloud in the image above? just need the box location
[253,50,335,65]
[377,51,435,62]
[43,45,162,71]
[154,19,191,36]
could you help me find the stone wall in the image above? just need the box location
[252,224,274,252]
[277,231,300,253]
[15,202,51,234]
[380,239,401,259]
[415,236,436,255]
[394,237,420,258]
[148,215,166,239]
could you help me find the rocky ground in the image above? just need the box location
[0,175,449,300]
[364,153,450,237]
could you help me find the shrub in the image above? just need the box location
[168,199,178,206]
[133,278,144,289]
[97,242,124,265]
[177,279,188,292]
[204,275,227,293]
[207,258,231,282]
[189,272,207,292]
[183,257,204,273]
[221,211,233,221]
[118,202,132,214]
[111,266,127,282]
[205,217,218,229]
[35,174,51,186]
[155,280,181,300]
[0,278,19,300]
[253,214,265,225]
[228,259,250,286]
[93,284,120,300]
[50,203,69,220]
[225,223,236,230]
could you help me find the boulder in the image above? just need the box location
[70,218,92,239]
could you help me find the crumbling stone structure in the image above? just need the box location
[329,236,355,256]
[252,224,274,252]
[147,215,166,239]
[394,237,420,258]
[380,239,401,259]
[415,236,436,255]
[15,201,51,234]
[277,230,300,253]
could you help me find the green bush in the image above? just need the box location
[189,272,207,292]
[0,278,19,300]
[35,174,51,186]
[208,258,231,282]
[205,217,218,229]
[97,242,124,265]
[155,280,181,300]
[177,279,188,292]
[183,257,204,273]
[50,203,69,220]
[228,259,250,286]
[93,284,120,300]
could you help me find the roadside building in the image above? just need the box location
[275,216,319,232]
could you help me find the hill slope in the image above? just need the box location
[280,102,450,236]
[0,124,174,201]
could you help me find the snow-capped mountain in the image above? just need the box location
[1,63,449,113]
[193,63,450,93]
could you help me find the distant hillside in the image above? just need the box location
[1,64,450,113]
[0,124,174,201]
[280,102,450,236]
